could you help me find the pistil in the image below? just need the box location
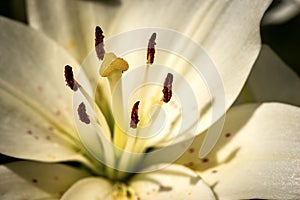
[100,52,129,153]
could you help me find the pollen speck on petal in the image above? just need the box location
[225,133,232,138]
[55,110,61,116]
[46,135,51,141]
[159,185,172,192]
[77,102,90,124]
[37,85,43,92]
[32,179,38,183]
[189,148,195,153]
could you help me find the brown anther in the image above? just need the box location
[147,33,156,64]
[162,73,173,103]
[130,101,140,129]
[77,102,90,124]
[64,65,78,91]
[95,26,105,60]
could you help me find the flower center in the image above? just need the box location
[64,27,183,180]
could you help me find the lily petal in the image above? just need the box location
[0,16,80,137]
[61,177,113,200]
[0,161,89,200]
[27,0,117,62]
[0,86,86,163]
[177,103,300,199]
[236,45,300,106]
[130,164,216,200]
[27,0,271,109]
[0,17,96,166]
[27,0,272,151]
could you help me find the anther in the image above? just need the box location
[130,101,140,129]
[64,65,78,91]
[77,102,90,124]
[147,33,157,65]
[95,26,105,60]
[162,73,173,103]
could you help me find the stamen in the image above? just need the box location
[147,33,157,64]
[95,26,105,60]
[77,102,90,124]
[64,65,78,91]
[162,73,173,103]
[130,101,140,129]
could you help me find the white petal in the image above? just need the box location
[130,164,216,200]
[177,103,300,199]
[236,45,300,106]
[61,177,113,200]
[27,0,117,62]
[0,17,93,163]
[0,161,89,200]
[27,0,271,146]
[0,86,87,163]
[0,16,80,138]
[27,0,271,108]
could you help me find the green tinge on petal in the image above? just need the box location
[177,103,300,199]
[0,161,89,200]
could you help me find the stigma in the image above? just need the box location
[77,102,90,124]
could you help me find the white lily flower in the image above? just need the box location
[1,0,299,199]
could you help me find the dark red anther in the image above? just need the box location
[162,73,173,103]
[130,101,140,129]
[77,102,90,124]
[147,33,156,64]
[95,26,105,60]
[64,65,78,91]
